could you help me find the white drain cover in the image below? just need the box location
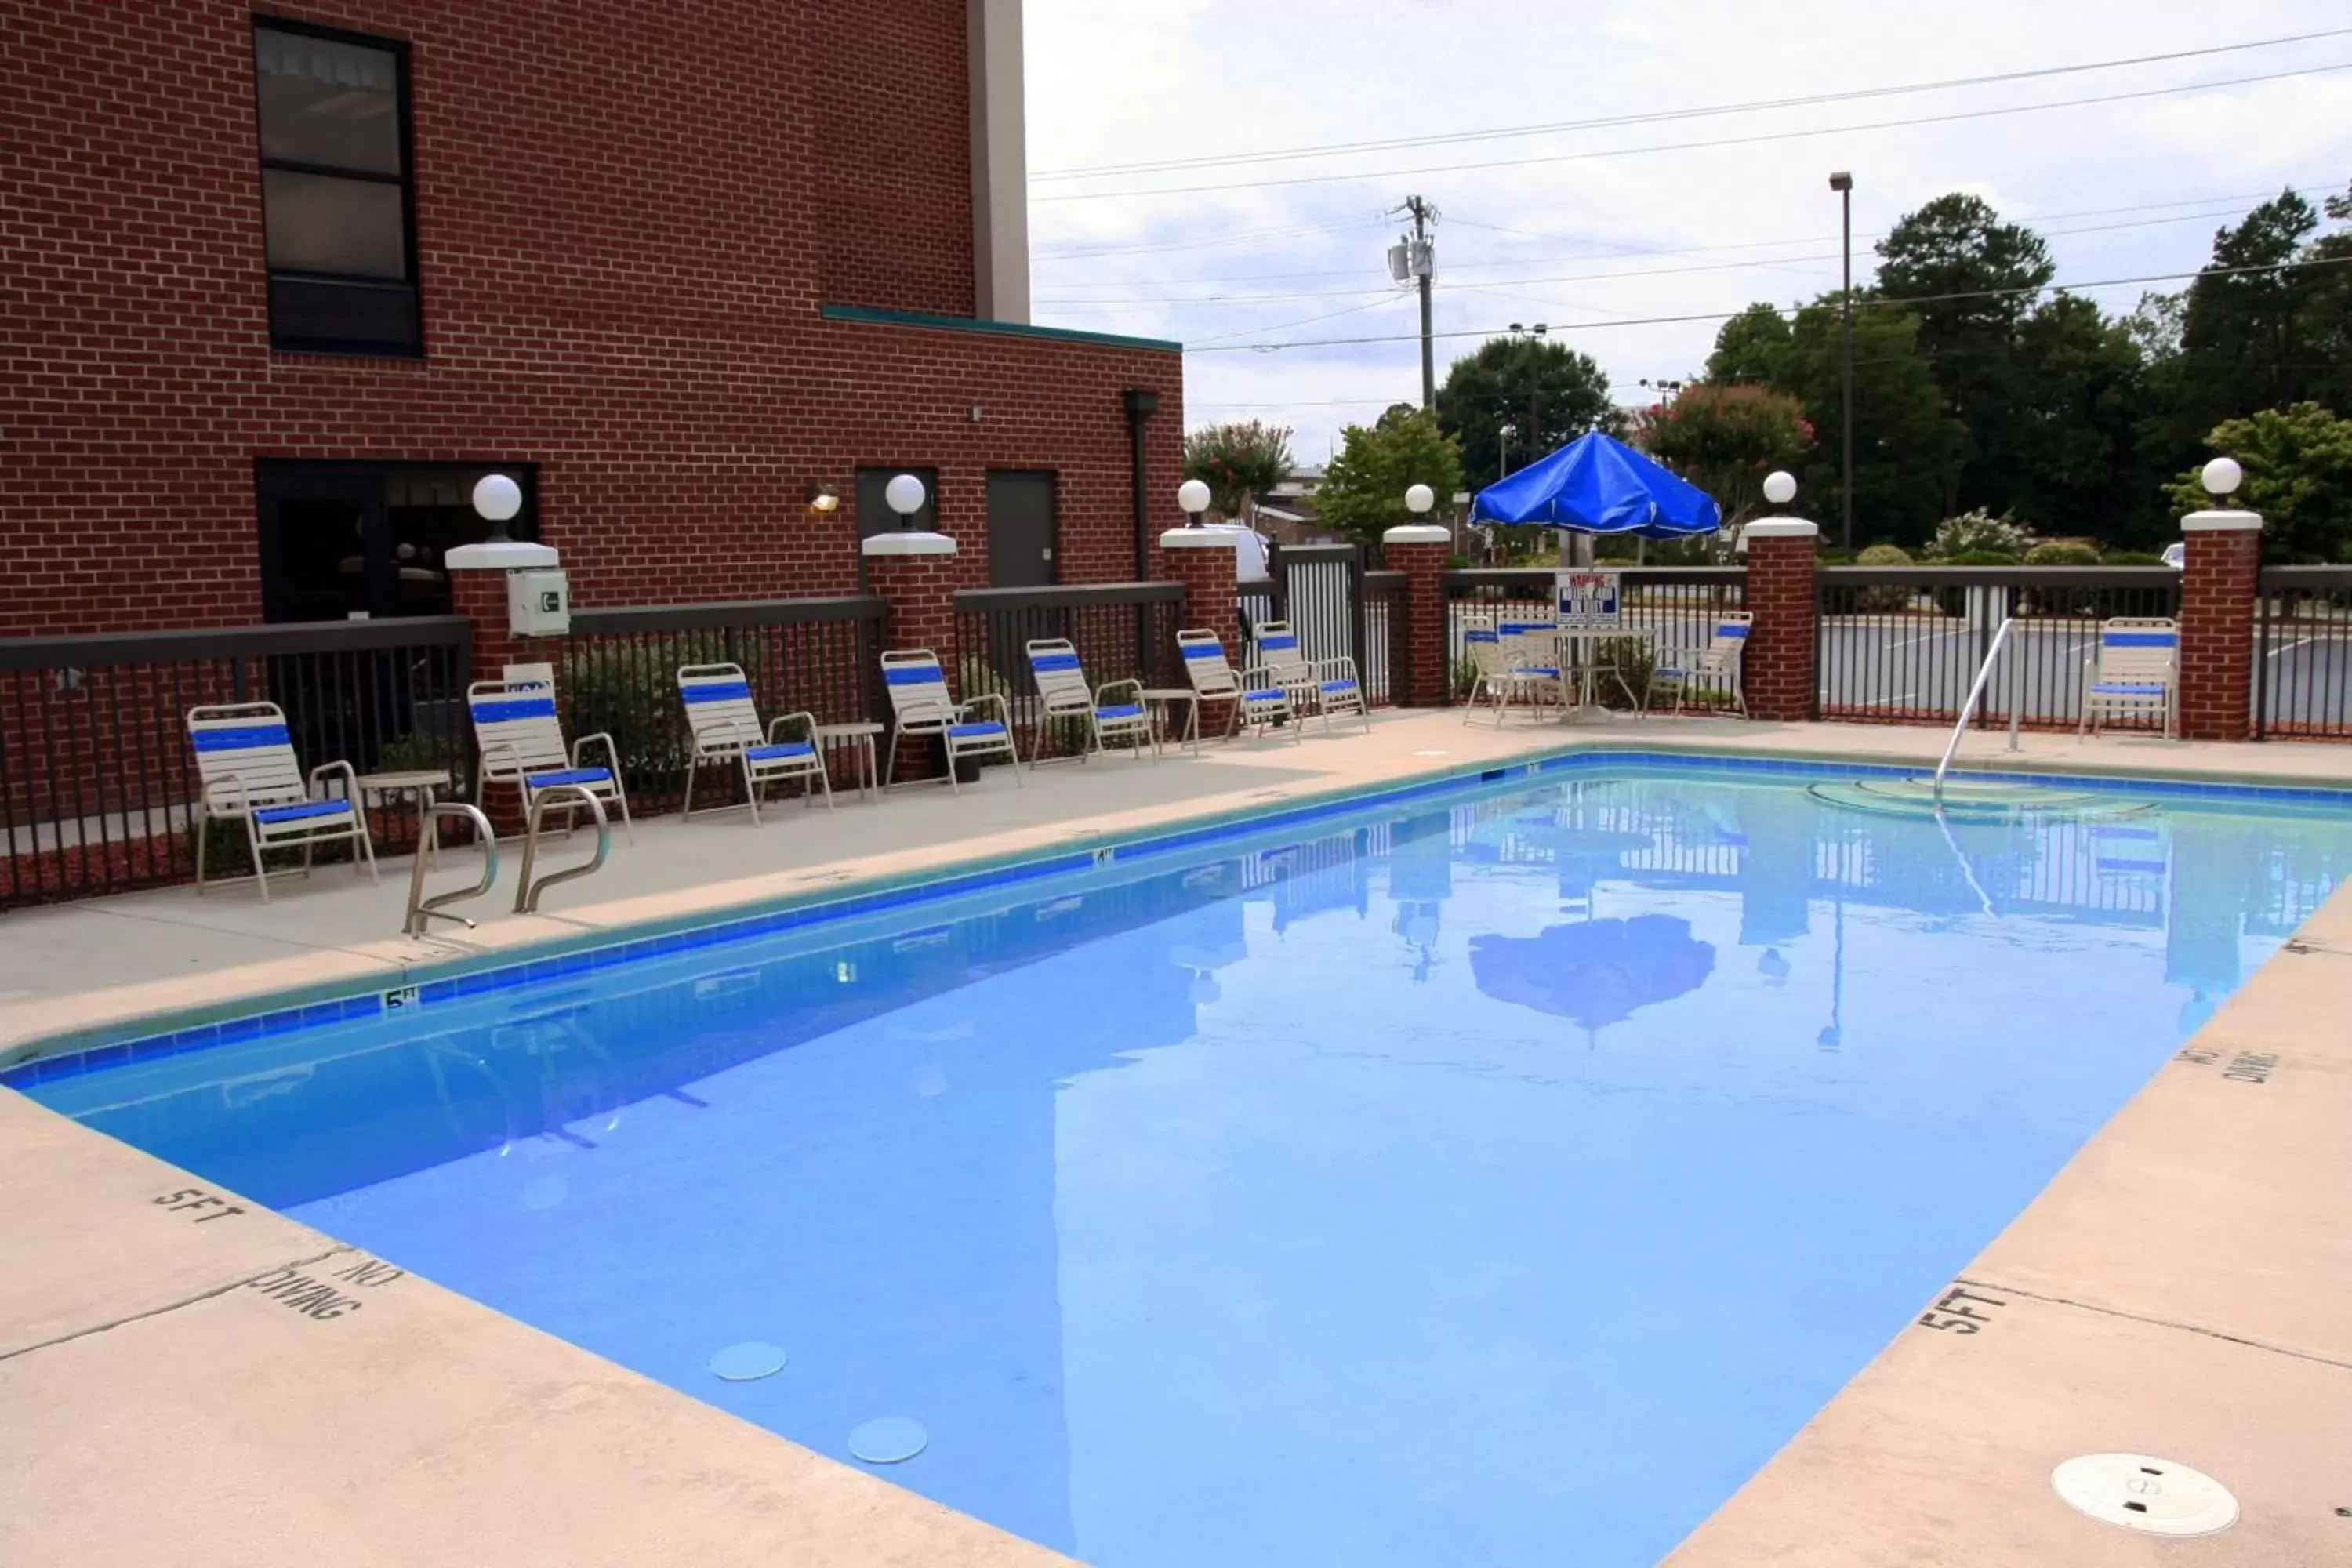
[2052,1454,2238,1537]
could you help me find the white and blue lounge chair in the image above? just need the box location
[881,648,1022,791]
[467,675,634,840]
[187,702,379,899]
[1250,621,1370,734]
[2080,617,2177,739]
[1461,623,1557,725]
[677,662,832,822]
[1650,612,1751,717]
[1025,639,1155,760]
[1179,627,1300,742]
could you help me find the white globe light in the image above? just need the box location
[884,473,927,517]
[1177,478,1212,515]
[2201,456,2244,499]
[472,473,523,522]
[1762,470,1798,506]
[1405,483,1435,514]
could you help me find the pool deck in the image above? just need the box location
[2,710,2348,1566]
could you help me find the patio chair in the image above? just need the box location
[1500,616,1569,707]
[1650,612,1751,718]
[1178,628,1301,742]
[466,673,635,841]
[880,648,1022,791]
[1025,639,1155,760]
[187,702,379,900]
[1460,624,1559,726]
[1252,621,1370,734]
[676,662,832,822]
[2079,617,2177,739]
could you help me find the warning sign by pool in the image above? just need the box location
[1555,569,1622,635]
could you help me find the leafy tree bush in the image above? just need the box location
[2165,402,2352,562]
[1436,336,1613,484]
[1930,509,2033,559]
[2022,541,2101,566]
[2102,550,2169,566]
[1318,406,1465,545]
[1853,543,1918,613]
[1182,419,1293,523]
[1631,383,1813,526]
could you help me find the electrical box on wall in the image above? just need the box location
[507,568,571,637]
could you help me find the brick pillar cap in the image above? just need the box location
[2181,510,2263,533]
[862,530,959,557]
[1741,518,1819,540]
[447,540,560,570]
[1160,528,1243,549]
[1383,524,1453,545]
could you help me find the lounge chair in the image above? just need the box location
[1025,639,1155,760]
[1178,628,1300,742]
[187,701,379,899]
[880,648,1022,790]
[1499,616,1569,708]
[467,673,634,840]
[676,662,832,822]
[1461,624,1558,725]
[2079,617,2177,739]
[1650,612,1751,717]
[1253,621,1370,734]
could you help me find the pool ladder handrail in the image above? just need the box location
[1933,616,2024,801]
[403,803,500,938]
[514,783,611,914]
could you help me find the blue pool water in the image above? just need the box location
[25,762,2352,1566]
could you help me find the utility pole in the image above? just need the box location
[1830,171,1856,551]
[1392,197,1438,410]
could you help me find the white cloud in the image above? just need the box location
[1024,0,2352,459]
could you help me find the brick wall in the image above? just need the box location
[1741,531,1817,722]
[0,0,1181,637]
[2176,525,2262,742]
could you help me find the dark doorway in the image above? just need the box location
[987,470,1058,588]
[256,460,538,622]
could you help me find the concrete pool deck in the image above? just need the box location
[2,710,2348,1566]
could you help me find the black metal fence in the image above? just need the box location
[1816,566,2180,729]
[1363,569,1403,707]
[1441,567,1748,705]
[0,617,472,909]
[2256,566,2352,739]
[953,582,1185,760]
[561,597,886,811]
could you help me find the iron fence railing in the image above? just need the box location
[1363,569,1404,706]
[561,597,886,812]
[1442,567,1748,706]
[953,582,1185,760]
[0,617,472,909]
[2256,566,2352,740]
[1815,567,2180,730]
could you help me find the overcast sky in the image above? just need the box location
[1023,0,2352,466]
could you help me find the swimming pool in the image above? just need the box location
[20,757,2352,1566]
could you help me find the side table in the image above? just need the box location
[812,721,885,799]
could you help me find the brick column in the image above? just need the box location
[1383,524,1453,706]
[1739,519,1818,723]
[1160,526,1241,733]
[2176,505,2262,742]
[445,540,563,834]
[864,530,963,782]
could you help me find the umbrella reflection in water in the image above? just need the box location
[1469,915,1716,1044]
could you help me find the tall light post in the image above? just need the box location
[1829,170,1855,552]
[1497,422,1515,481]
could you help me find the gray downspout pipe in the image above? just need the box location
[1123,387,1159,580]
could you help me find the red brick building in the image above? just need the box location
[1,0,1185,635]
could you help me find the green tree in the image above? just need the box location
[1316,406,1465,545]
[1771,296,1966,546]
[1875,193,2056,517]
[2009,293,2154,544]
[1181,419,1293,522]
[1435,336,1613,487]
[1705,303,1792,384]
[1631,383,1813,525]
[2165,403,2352,562]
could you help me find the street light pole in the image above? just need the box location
[1830,171,1855,552]
[1408,196,1436,411]
[1497,422,1514,481]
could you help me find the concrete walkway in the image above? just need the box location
[2,711,2348,1566]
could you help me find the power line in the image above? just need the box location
[1036,61,2352,203]
[1032,28,2352,182]
[1182,255,2352,354]
[1032,213,1387,260]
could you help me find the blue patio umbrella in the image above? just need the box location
[1471,431,1721,539]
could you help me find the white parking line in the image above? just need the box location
[2265,637,2315,661]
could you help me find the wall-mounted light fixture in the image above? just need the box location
[806,483,840,517]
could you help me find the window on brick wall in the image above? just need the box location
[252,20,420,356]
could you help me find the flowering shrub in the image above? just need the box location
[1929,509,2032,559]
[1632,384,1814,525]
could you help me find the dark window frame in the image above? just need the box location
[251,15,423,358]
[254,459,541,623]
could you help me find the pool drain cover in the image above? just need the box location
[849,1417,928,1464]
[2052,1454,2238,1537]
[708,1341,788,1381]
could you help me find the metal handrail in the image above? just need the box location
[403,803,499,937]
[1933,616,2022,800]
[514,785,610,914]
